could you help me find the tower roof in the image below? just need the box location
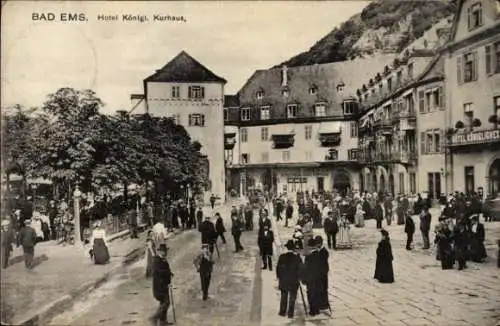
[144,51,227,84]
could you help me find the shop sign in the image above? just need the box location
[287,177,307,183]
[451,129,500,146]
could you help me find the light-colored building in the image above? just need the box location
[442,0,500,197]
[133,51,227,201]
[225,55,395,198]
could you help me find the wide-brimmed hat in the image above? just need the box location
[314,235,323,245]
[307,237,317,247]
[380,229,389,237]
[284,240,295,250]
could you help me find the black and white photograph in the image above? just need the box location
[1,1,500,325]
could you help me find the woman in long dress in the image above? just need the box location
[374,229,394,283]
[355,202,365,227]
[89,221,110,265]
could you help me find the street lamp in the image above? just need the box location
[73,186,82,245]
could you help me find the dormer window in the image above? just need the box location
[343,101,357,116]
[314,103,326,117]
[397,71,402,86]
[309,86,317,95]
[387,77,393,92]
[337,83,345,93]
[468,3,483,30]
[282,88,289,97]
[256,90,264,99]
[241,107,251,121]
[379,83,383,94]
[287,104,298,118]
[260,106,271,120]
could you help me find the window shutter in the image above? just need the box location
[439,87,445,110]
[440,129,445,153]
[457,56,462,84]
[418,91,425,113]
[188,87,192,99]
[201,87,205,99]
[467,7,471,30]
[473,51,479,81]
[188,114,192,126]
[485,45,492,75]
[201,114,205,126]
[420,132,426,154]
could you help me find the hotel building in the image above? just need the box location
[224,55,395,197]
[442,0,500,197]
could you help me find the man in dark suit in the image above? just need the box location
[259,210,272,232]
[419,206,432,249]
[323,211,338,250]
[199,216,217,254]
[258,224,274,270]
[231,215,244,252]
[151,245,174,326]
[285,201,293,228]
[276,240,303,318]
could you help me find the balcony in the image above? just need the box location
[392,151,417,164]
[271,134,295,149]
[319,134,341,147]
[374,152,393,163]
[449,129,500,148]
[224,138,236,150]
[374,119,393,134]
[358,152,375,164]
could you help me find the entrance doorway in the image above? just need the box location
[489,159,500,197]
[427,172,441,200]
[464,166,475,195]
[333,169,351,196]
[372,173,377,193]
[317,177,324,193]
[359,173,364,193]
[388,174,395,196]
[380,174,386,193]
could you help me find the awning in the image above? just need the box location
[271,124,295,136]
[319,122,341,134]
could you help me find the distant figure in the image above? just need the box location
[193,244,215,301]
[419,206,432,249]
[17,219,38,269]
[1,220,15,269]
[214,213,226,244]
[151,245,173,325]
[276,240,303,318]
[199,216,217,255]
[374,229,394,283]
[89,221,110,265]
[210,194,216,209]
[469,215,486,263]
[258,224,274,271]
[404,214,415,250]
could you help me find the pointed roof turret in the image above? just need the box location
[144,51,227,83]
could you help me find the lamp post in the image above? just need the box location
[73,186,82,246]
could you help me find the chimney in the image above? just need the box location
[281,65,288,87]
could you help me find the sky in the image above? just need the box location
[1,1,370,114]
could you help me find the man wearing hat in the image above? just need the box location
[193,244,215,301]
[302,237,324,316]
[276,240,303,318]
[1,220,15,269]
[323,211,338,250]
[313,235,330,312]
[151,244,174,325]
[258,224,275,271]
[199,215,217,255]
[17,219,38,269]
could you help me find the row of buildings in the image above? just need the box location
[131,0,500,203]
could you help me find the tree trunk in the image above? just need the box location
[123,181,128,203]
[20,174,27,199]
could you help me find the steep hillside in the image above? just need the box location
[279,0,456,67]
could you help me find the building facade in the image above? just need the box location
[443,0,500,197]
[225,55,395,198]
[133,51,227,201]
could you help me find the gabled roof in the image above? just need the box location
[144,51,227,84]
[417,54,445,82]
[448,0,465,43]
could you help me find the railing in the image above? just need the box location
[319,134,341,146]
[392,151,417,163]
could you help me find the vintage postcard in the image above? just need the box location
[1,1,500,325]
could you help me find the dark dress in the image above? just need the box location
[276,251,303,317]
[93,238,110,265]
[374,238,394,283]
[469,223,487,262]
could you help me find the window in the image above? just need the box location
[326,149,338,161]
[399,172,405,194]
[348,149,358,160]
[241,108,251,121]
[468,2,483,30]
[261,127,268,141]
[305,151,312,161]
[256,90,264,99]
[495,96,500,127]
[364,94,368,102]
[315,104,326,117]
[343,101,356,115]
[486,42,500,75]
[224,108,228,121]
[261,152,269,163]
[337,84,345,93]
[305,125,312,140]
[426,133,433,153]
[464,103,474,129]
[425,91,432,111]
[435,132,441,152]
[379,83,383,94]
[188,86,205,99]
[287,104,298,118]
[188,114,205,126]
[409,172,416,194]
[240,128,248,142]
[171,86,180,98]
[461,52,478,83]
[282,151,290,162]
[465,166,475,195]
[397,71,402,87]
[282,89,289,97]
[260,106,270,120]
[350,122,358,138]
[241,153,249,164]
[408,63,414,79]
[309,87,317,95]
[387,77,393,92]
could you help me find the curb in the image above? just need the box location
[13,227,178,326]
